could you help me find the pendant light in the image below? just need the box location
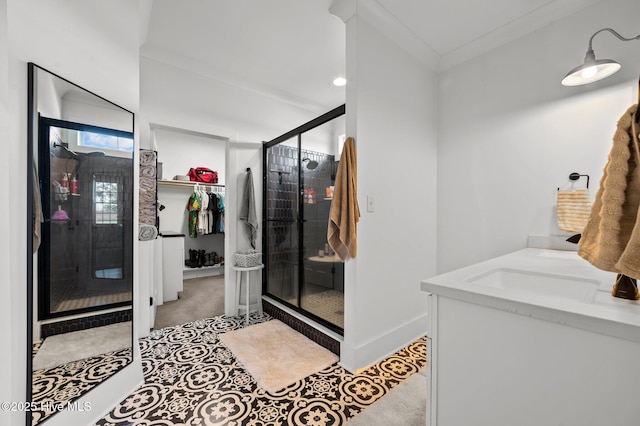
[561,28,640,86]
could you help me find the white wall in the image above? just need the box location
[437,0,640,273]
[153,128,227,183]
[5,1,142,425]
[0,1,14,425]
[36,72,62,119]
[339,11,439,370]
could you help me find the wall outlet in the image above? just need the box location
[367,195,375,212]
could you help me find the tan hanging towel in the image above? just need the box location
[33,162,43,253]
[556,188,591,233]
[328,137,360,261]
[578,104,640,281]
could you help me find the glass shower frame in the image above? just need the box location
[262,105,345,335]
[37,117,134,319]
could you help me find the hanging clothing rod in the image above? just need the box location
[194,184,224,193]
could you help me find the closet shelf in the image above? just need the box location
[183,264,224,272]
[158,179,225,189]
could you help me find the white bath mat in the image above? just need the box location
[219,319,338,393]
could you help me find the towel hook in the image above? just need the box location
[569,172,589,189]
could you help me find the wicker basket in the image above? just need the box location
[234,251,262,268]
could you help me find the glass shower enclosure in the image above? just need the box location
[263,105,345,333]
[38,117,134,319]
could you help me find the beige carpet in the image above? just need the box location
[33,321,132,370]
[219,319,339,393]
[153,275,225,330]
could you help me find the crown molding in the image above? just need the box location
[330,0,440,71]
[139,0,153,48]
[140,44,330,115]
[439,0,601,71]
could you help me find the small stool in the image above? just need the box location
[232,264,264,325]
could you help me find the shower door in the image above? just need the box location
[263,105,345,333]
[38,117,133,318]
[264,137,300,305]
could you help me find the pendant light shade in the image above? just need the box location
[562,28,640,87]
[561,57,621,86]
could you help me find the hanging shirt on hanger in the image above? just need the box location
[186,192,201,238]
[212,192,221,233]
[207,192,218,234]
[217,193,225,233]
[198,188,209,235]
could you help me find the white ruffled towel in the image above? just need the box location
[557,188,591,233]
[139,223,158,241]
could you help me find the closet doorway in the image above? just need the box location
[152,125,228,329]
[263,105,345,334]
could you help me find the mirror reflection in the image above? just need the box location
[29,64,134,425]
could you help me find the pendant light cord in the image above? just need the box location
[587,28,640,52]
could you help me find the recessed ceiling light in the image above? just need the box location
[332,77,347,87]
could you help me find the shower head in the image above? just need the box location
[72,150,107,177]
[302,158,319,170]
[53,142,79,159]
[53,142,105,159]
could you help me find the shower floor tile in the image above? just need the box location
[96,314,426,425]
[51,288,132,312]
[301,289,344,328]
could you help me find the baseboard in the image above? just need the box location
[340,313,428,373]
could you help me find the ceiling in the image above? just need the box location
[142,0,601,113]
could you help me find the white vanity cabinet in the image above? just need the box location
[422,249,640,426]
[160,232,185,302]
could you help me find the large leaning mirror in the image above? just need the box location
[27,63,134,425]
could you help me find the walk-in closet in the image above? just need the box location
[152,125,228,328]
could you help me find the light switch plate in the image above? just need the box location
[367,195,375,212]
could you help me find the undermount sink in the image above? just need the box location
[466,268,599,303]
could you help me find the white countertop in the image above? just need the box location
[421,248,640,343]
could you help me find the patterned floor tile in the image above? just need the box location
[31,347,132,425]
[96,314,427,425]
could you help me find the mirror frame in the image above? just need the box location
[26,62,135,425]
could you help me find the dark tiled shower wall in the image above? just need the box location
[44,155,134,317]
[265,145,335,221]
[265,145,336,295]
[40,309,132,339]
[263,299,340,355]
